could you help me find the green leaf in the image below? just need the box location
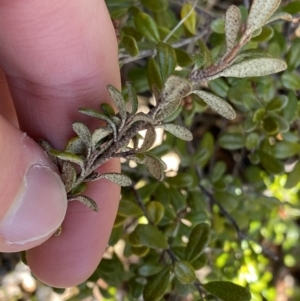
[138,263,164,277]
[70,182,87,196]
[160,124,193,141]
[246,0,281,33]
[134,12,160,42]
[141,0,168,13]
[216,58,287,79]
[174,48,193,67]
[283,91,298,123]
[245,132,260,150]
[143,266,171,301]
[218,133,245,150]
[101,103,115,117]
[180,3,197,35]
[285,161,300,189]
[273,141,300,159]
[68,195,98,212]
[224,5,241,54]
[286,38,300,69]
[98,173,132,187]
[50,150,84,169]
[266,95,288,111]
[185,223,210,262]
[131,246,150,257]
[258,151,284,174]
[134,224,168,249]
[156,97,182,120]
[262,116,279,135]
[211,161,226,183]
[203,281,251,301]
[192,90,236,120]
[282,1,300,14]
[146,201,165,225]
[211,18,225,34]
[174,260,196,284]
[251,26,274,42]
[147,57,163,90]
[281,72,300,90]
[122,35,139,57]
[156,42,177,82]
[118,200,143,217]
[197,40,213,68]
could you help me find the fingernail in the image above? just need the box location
[0,165,67,245]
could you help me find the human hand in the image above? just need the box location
[0,0,120,287]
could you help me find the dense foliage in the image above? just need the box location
[5,0,300,300]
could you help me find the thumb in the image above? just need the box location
[0,116,67,252]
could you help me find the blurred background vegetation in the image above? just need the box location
[1,0,300,300]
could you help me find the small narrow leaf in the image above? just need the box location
[233,49,272,64]
[185,223,210,262]
[38,139,58,165]
[155,98,182,120]
[118,200,143,217]
[224,5,241,54]
[91,127,112,150]
[144,154,166,181]
[143,267,170,301]
[72,122,91,148]
[134,12,160,42]
[174,260,196,284]
[258,151,284,174]
[122,35,139,57]
[148,57,163,90]
[218,133,245,150]
[246,0,281,33]
[79,108,117,141]
[50,150,84,169]
[217,58,287,78]
[126,81,138,114]
[127,112,156,129]
[160,124,193,141]
[161,75,192,105]
[180,3,197,35]
[68,195,98,212]
[138,125,157,152]
[98,173,132,187]
[107,85,126,128]
[192,90,236,120]
[265,11,293,25]
[64,137,86,154]
[61,162,77,193]
[101,103,115,117]
[203,281,251,301]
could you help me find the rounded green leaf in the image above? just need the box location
[282,72,300,90]
[135,224,168,249]
[245,132,260,150]
[141,0,168,13]
[258,151,284,174]
[174,260,196,284]
[122,35,139,57]
[211,18,225,34]
[156,42,177,82]
[203,281,251,301]
[134,12,160,42]
[185,223,210,262]
[146,201,165,225]
[251,26,274,42]
[131,246,150,257]
[262,116,279,135]
[118,200,143,217]
[218,133,245,150]
[273,141,300,159]
[286,38,300,70]
[180,3,197,35]
[143,267,171,301]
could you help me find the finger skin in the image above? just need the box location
[0,0,121,287]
